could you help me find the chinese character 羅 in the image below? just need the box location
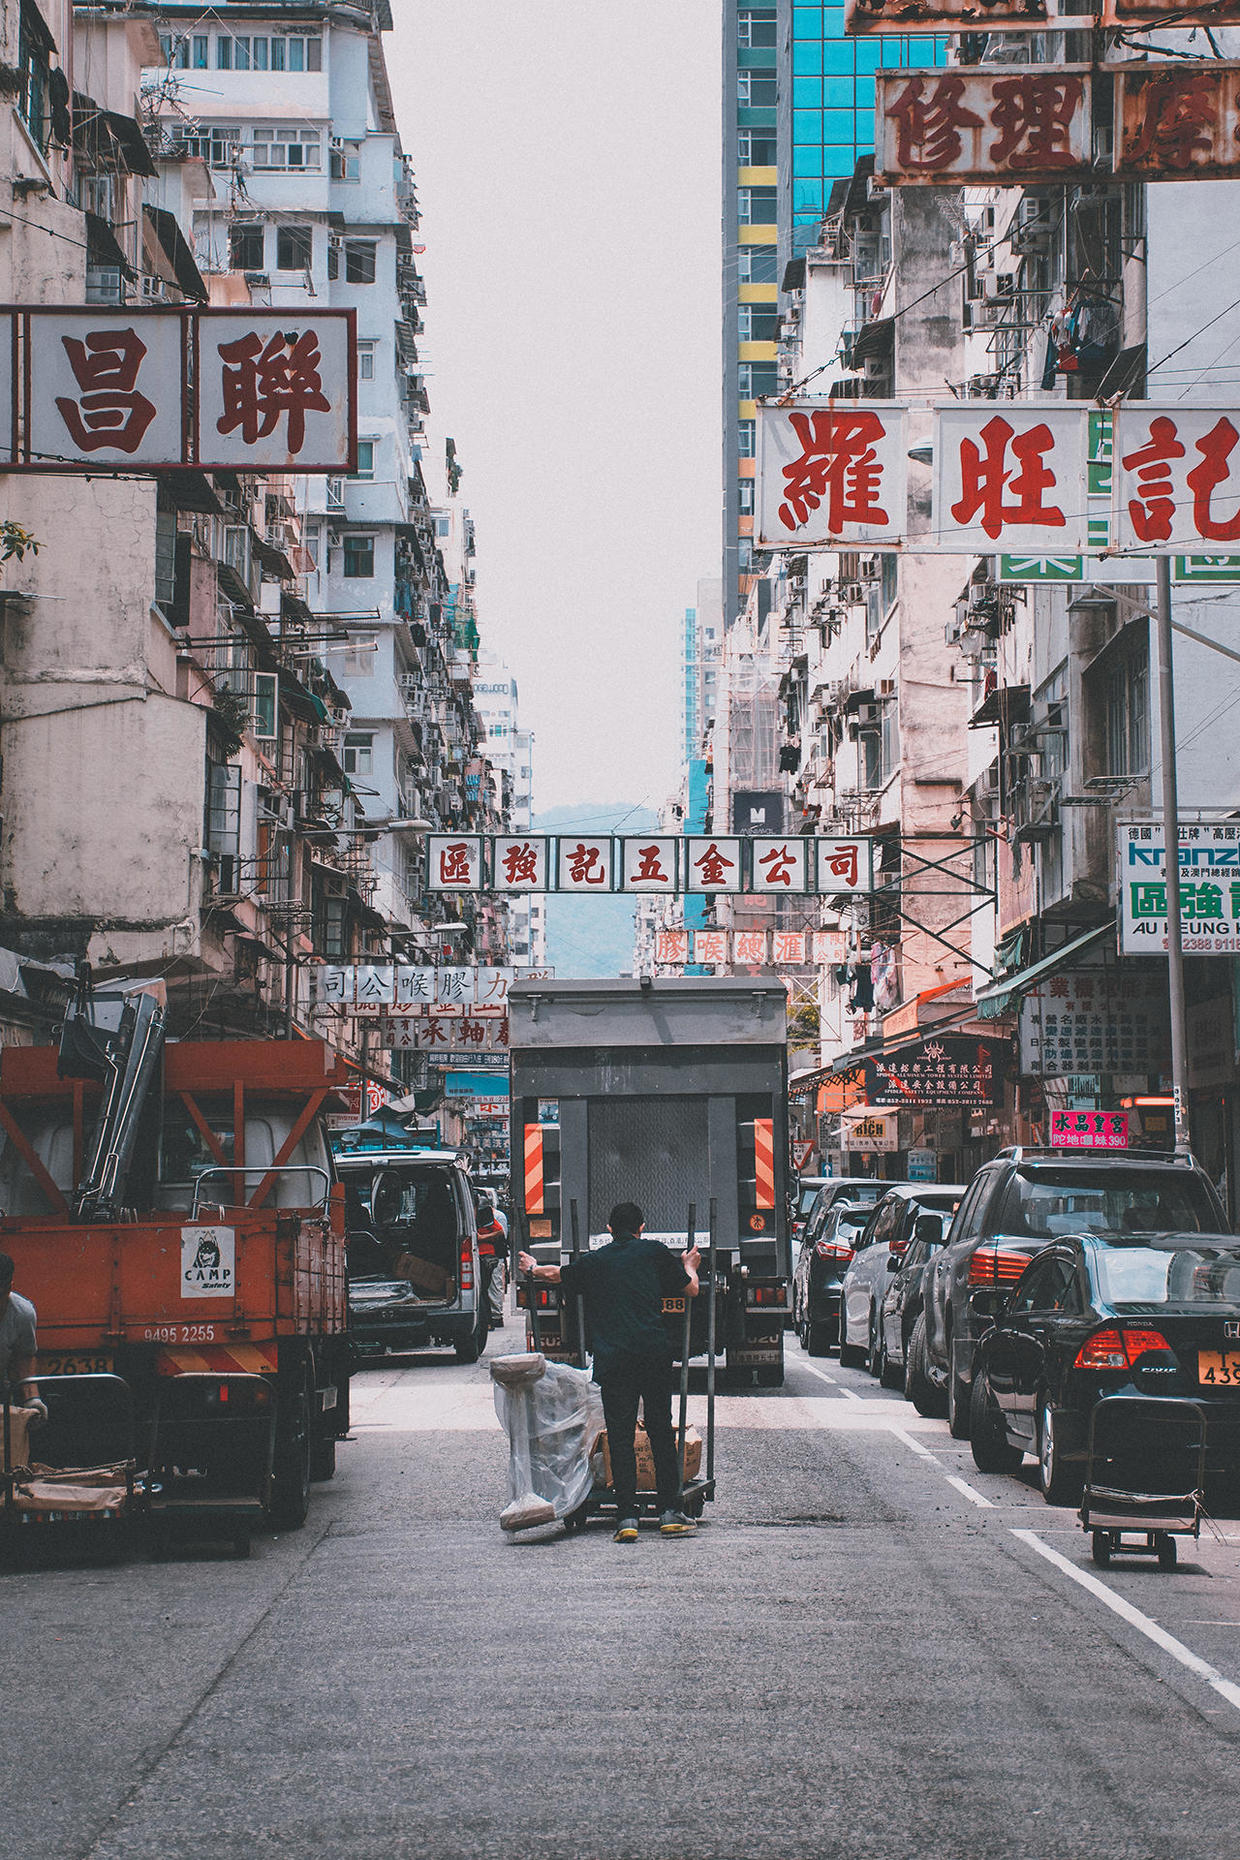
[778,408,891,536]
[885,74,983,173]
[216,328,330,456]
[951,415,1066,542]
[55,327,157,454]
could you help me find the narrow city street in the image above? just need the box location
[9,1321,1240,1860]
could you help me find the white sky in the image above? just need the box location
[388,2,723,815]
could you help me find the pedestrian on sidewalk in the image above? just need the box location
[0,1251,44,1423]
[519,1201,700,1541]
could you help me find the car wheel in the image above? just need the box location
[805,1319,831,1357]
[309,1430,337,1484]
[271,1360,312,1529]
[1157,1535,1177,1572]
[969,1371,1023,1473]
[866,1309,884,1379]
[947,1351,972,1440]
[837,1307,865,1368]
[1037,1395,1082,1507]
[878,1323,903,1390]
[906,1315,946,1418]
[1091,1531,1111,1568]
[455,1305,488,1365]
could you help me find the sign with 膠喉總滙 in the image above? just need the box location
[1119,820,1240,954]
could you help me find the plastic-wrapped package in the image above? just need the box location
[490,1352,605,1532]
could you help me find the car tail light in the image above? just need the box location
[459,1238,474,1291]
[889,1239,908,1259]
[1074,1326,1173,1370]
[967,1246,1031,1286]
[816,1239,854,1261]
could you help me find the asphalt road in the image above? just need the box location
[8,1315,1240,1860]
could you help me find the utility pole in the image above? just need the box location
[1155,554,1191,1158]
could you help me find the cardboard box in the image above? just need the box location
[1,1404,37,1474]
[395,1252,456,1298]
[594,1423,702,1492]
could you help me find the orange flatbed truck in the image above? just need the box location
[0,1024,353,1533]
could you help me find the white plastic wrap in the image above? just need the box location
[490,1352,605,1532]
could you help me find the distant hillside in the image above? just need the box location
[535,803,660,980]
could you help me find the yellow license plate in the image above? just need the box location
[38,1353,114,1377]
[1198,1350,1240,1387]
[662,1297,686,1314]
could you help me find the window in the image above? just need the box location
[18,2,51,152]
[342,534,375,579]
[173,124,241,170]
[251,37,268,71]
[739,303,778,341]
[274,34,321,72]
[738,188,777,225]
[319,893,347,960]
[254,672,277,744]
[193,35,208,68]
[738,74,777,109]
[738,9,778,48]
[343,732,374,776]
[216,34,231,69]
[356,339,375,380]
[229,223,264,272]
[276,224,312,271]
[253,127,322,171]
[738,421,756,458]
[160,33,189,69]
[232,36,251,71]
[351,440,376,482]
[738,479,755,514]
[1105,644,1149,777]
[738,132,777,166]
[344,240,377,284]
[327,241,338,282]
[435,516,451,537]
[303,521,322,569]
[331,140,361,181]
[738,362,777,398]
[740,249,778,285]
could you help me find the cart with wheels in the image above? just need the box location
[2,1374,140,1562]
[1079,1395,1207,1571]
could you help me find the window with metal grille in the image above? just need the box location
[276,224,312,271]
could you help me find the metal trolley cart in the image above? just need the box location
[524,1200,719,1534]
[1,1374,139,1558]
[1080,1395,1207,1571]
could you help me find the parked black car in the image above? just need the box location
[969,1231,1240,1505]
[838,1186,965,1382]
[793,1200,873,1355]
[878,1192,964,1390]
[917,1149,1228,1439]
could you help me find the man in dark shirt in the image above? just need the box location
[520,1201,700,1541]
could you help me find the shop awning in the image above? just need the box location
[974,918,1116,1020]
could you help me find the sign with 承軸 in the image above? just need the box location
[1119,820,1240,954]
[756,401,908,549]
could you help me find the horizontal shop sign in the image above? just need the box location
[654,928,847,967]
[377,1015,509,1052]
[835,1035,1007,1108]
[1120,820,1240,955]
[846,0,1053,31]
[3,306,355,472]
[314,964,550,1007]
[428,835,875,895]
[1050,1109,1129,1150]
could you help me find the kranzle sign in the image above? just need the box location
[180,1226,236,1300]
[1119,820,1240,954]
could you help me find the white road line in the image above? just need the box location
[889,1425,942,1464]
[797,1359,863,1400]
[1013,1528,1240,1716]
[945,1473,996,1509]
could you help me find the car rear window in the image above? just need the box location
[798,1184,824,1216]
[999,1169,1219,1241]
[1095,1243,1240,1308]
[836,1207,871,1235]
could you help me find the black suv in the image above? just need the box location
[914,1149,1228,1438]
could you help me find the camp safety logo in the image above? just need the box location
[180,1226,236,1301]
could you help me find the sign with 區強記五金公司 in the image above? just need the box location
[1119,820,1240,954]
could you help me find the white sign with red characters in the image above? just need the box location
[816,838,875,895]
[196,311,355,471]
[1114,405,1240,553]
[756,400,909,548]
[751,840,811,893]
[933,403,1092,553]
[620,837,679,891]
[28,310,185,468]
[685,837,744,893]
[429,836,484,891]
[492,837,550,891]
[557,837,613,891]
[1050,1109,1129,1150]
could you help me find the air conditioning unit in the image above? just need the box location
[945,616,964,647]
[877,678,895,697]
[842,582,866,605]
[854,702,880,726]
[977,764,1001,800]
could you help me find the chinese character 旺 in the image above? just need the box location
[216,329,330,456]
[1186,418,1240,544]
[55,327,158,454]
[634,844,670,884]
[1124,70,1216,173]
[1181,881,1223,918]
[757,844,797,887]
[501,841,541,886]
[1131,882,1167,918]
[884,74,983,173]
[693,842,736,888]
[438,841,475,886]
[1121,416,1186,543]
[951,416,1066,541]
[778,409,891,535]
[987,75,1085,172]
[565,842,607,886]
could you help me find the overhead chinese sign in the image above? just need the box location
[13,307,355,472]
[934,403,1091,554]
[846,0,1049,30]
[875,68,1091,186]
[654,928,842,968]
[1018,967,1169,1077]
[1050,1109,1129,1151]
[861,1035,1005,1108]
[428,835,875,895]
[378,1015,509,1053]
[1120,820,1240,955]
[1115,404,1240,554]
[756,401,908,549]
[315,965,551,1011]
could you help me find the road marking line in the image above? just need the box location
[798,1359,862,1400]
[945,1473,996,1509]
[1013,1528,1240,1716]
[889,1425,941,1464]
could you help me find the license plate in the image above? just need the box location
[38,1353,114,1377]
[1198,1350,1240,1387]
[662,1297,686,1314]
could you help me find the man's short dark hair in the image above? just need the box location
[0,1252,14,1290]
[608,1202,644,1236]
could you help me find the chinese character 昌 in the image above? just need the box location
[55,328,158,454]
[216,328,331,456]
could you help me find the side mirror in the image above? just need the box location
[914,1213,944,1247]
